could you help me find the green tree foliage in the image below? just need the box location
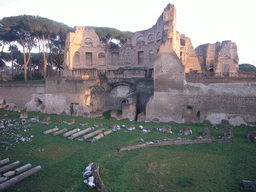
[0,15,74,81]
[239,63,256,72]
[93,27,133,47]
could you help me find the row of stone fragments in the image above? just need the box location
[0,158,41,191]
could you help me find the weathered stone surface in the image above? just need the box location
[152,118,160,123]
[19,109,28,119]
[122,103,136,121]
[162,124,172,133]
[242,180,256,191]
[224,127,233,139]
[246,130,256,143]
[137,112,146,122]
[196,41,239,76]
[94,123,103,128]
[202,120,211,125]
[182,126,191,135]
[67,118,75,124]
[221,119,230,126]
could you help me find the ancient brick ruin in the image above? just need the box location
[1,3,256,126]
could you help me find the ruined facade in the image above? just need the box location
[63,3,201,78]
[195,41,239,76]
[1,3,256,126]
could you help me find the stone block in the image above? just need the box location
[246,130,256,142]
[20,109,28,119]
[224,127,233,139]
[182,126,191,135]
[162,124,172,133]
[122,103,136,121]
[137,112,146,122]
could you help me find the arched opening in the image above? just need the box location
[120,98,129,109]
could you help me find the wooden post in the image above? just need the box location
[53,128,67,136]
[0,158,10,167]
[0,166,42,192]
[0,161,20,174]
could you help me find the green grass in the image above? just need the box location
[0,111,255,192]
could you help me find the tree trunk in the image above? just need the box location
[43,34,47,79]
[20,36,32,82]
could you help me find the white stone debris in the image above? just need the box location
[122,125,126,128]
[142,129,150,133]
[146,141,154,145]
[112,127,121,132]
[83,163,96,189]
[139,125,143,129]
[126,125,135,131]
[190,130,193,134]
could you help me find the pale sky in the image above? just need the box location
[0,0,255,65]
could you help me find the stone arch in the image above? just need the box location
[148,34,154,43]
[120,98,129,109]
[136,36,145,46]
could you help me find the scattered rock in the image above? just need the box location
[142,126,152,133]
[54,119,62,123]
[246,130,256,143]
[242,180,256,191]
[182,126,192,135]
[67,119,75,125]
[19,109,28,119]
[223,127,233,139]
[162,124,172,133]
[42,116,50,122]
[126,125,135,131]
[0,113,8,117]
[80,122,88,126]
[137,112,146,122]
[139,138,144,143]
[94,123,103,128]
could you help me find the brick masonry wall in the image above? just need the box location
[0,84,45,110]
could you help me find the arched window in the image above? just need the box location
[98,52,105,58]
[149,50,154,62]
[85,38,93,47]
[136,36,145,46]
[148,34,154,43]
[74,51,80,63]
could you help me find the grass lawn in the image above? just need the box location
[0,111,255,192]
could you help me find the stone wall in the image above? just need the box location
[195,41,239,76]
[183,81,256,125]
[0,84,45,110]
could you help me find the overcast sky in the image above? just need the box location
[1,0,255,65]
